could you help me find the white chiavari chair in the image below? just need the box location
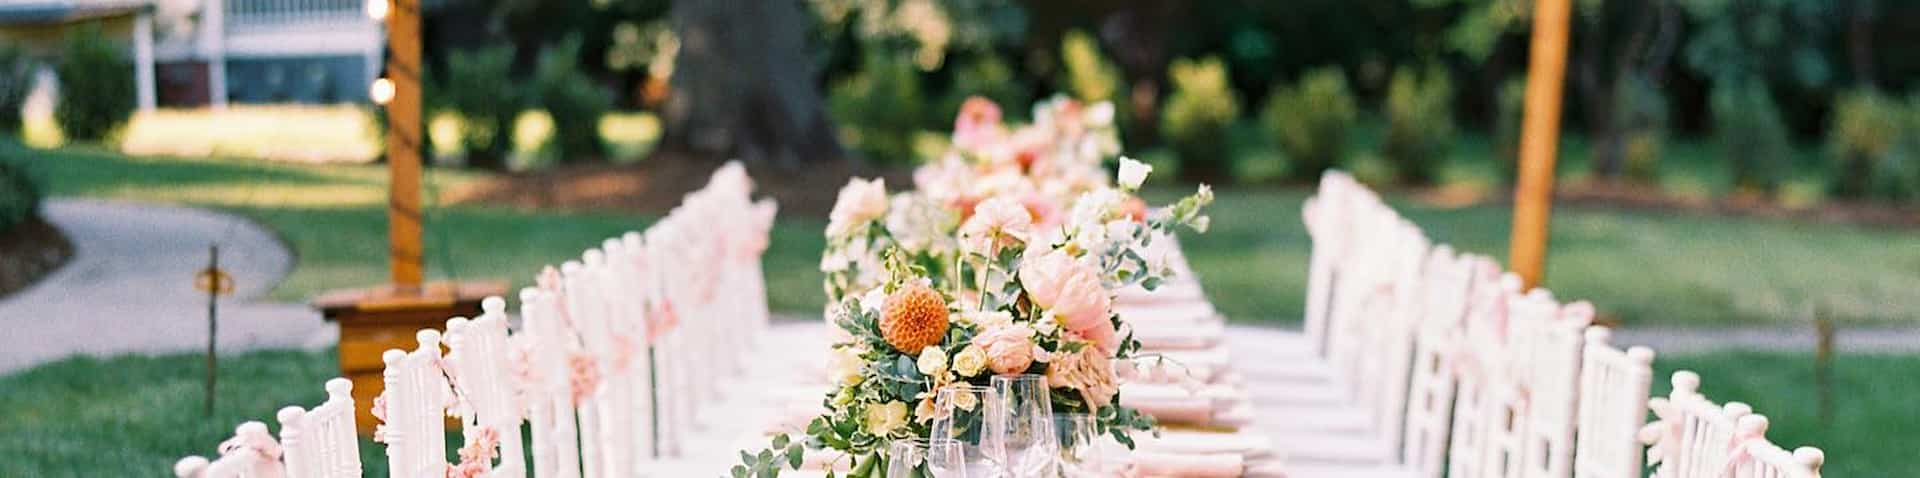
[1517,299,1595,478]
[1394,246,1481,478]
[442,298,528,477]
[1446,269,1519,478]
[605,234,659,460]
[1573,327,1655,478]
[518,284,584,478]
[175,421,285,478]
[276,378,362,478]
[1727,415,1824,478]
[377,329,452,478]
[1641,371,1755,478]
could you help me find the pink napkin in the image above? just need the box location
[1124,398,1214,425]
[1127,451,1244,477]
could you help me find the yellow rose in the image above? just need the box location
[865,401,909,436]
[952,345,988,377]
[828,345,866,386]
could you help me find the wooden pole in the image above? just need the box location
[205,244,218,416]
[1508,0,1573,289]
[385,0,423,289]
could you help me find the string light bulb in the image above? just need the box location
[365,0,389,21]
[369,77,395,105]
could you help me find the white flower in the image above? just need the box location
[958,310,1014,330]
[827,178,888,237]
[1086,101,1115,128]
[828,345,866,386]
[885,193,958,252]
[1117,156,1152,190]
[952,345,988,377]
[917,347,949,376]
[860,287,888,315]
[1068,189,1125,230]
[865,401,909,436]
[1035,310,1061,335]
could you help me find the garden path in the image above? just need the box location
[0,199,328,373]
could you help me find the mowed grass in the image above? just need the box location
[23,146,1920,325]
[2,348,1907,476]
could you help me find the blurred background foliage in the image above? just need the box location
[17,0,1920,207]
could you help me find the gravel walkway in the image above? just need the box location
[0,199,330,373]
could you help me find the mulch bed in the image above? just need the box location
[0,217,74,299]
[444,152,912,218]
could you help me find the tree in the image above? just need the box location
[659,0,842,166]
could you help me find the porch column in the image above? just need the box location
[203,0,228,109]
[133,10,156,111]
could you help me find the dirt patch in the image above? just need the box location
[0,218,74,299]
[1414,180,1920,229]
[445,151,912,218]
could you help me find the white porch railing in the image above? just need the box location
[225,0,363,29]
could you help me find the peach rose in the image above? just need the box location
[953,96,1005,150]
[1046,343,1118,408]
[1018,249,1117,352]
[974,323,1037,375]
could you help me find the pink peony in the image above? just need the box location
[1018,249,1116,352]
[959,197,1032,255]
[974,324,1037,375]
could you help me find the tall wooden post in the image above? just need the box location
[384,0,424,289]
[1508,0,1573,289]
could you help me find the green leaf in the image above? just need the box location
[741,451,757,465]
[772,434,790,449]
[788,444,806,468]
[733,465,750,478]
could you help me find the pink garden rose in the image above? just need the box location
[974,323,1037,375]
[827,178,888,237]
[1018,249,1117,352]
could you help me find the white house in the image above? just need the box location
[0,0,383,109]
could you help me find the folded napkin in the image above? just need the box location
[1122,397,1216,426]
[1135,429,1275,457]
[1127,451,1244,478]
[1115,302,1220,324]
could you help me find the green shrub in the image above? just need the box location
[1260,66,1356,181]
[939,54,1030,125]
[534,37,611,164]
[0,144,42,234]
[1380,65,1454,185]
[1869,94,1920,203]
[829,52,926,164]
[1159,57,1241,181]
[441,45,522,170]
[1492,77,1525,182]
[1710,80,1790,195]
[0,45,33,138]
[1825,89,1900,199]
[55,23,136,142]
[1613,74,1669,182]
[1059,29,1129,126]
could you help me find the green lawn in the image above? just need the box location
[20,146,1920,325]
[1,349,1903,476]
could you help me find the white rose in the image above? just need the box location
[828,345,866,386]
[917,347,949,376]
[826,178,888,237]
[1117,156,1152,190]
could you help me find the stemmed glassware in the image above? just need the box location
[1054,413,1104,477]
[886,438,969,478]
[991,374,1058,478]
[930,384,1006,478]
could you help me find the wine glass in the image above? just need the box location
[990,374,1057,478]
[931,384,1005,477]
[887,438,970,478]
[1054,413,1104,477]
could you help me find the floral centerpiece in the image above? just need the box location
[740,96,1212,478]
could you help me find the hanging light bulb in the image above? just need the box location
[365,0,389,21]
[369,77,395,105]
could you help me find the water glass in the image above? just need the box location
[887,438,969,478]
[1054,413,1104,477]
[991,374,1058,477]
[930,384,1005,477]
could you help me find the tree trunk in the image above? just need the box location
[660,0,843,166]
[1848,0,1876,89]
